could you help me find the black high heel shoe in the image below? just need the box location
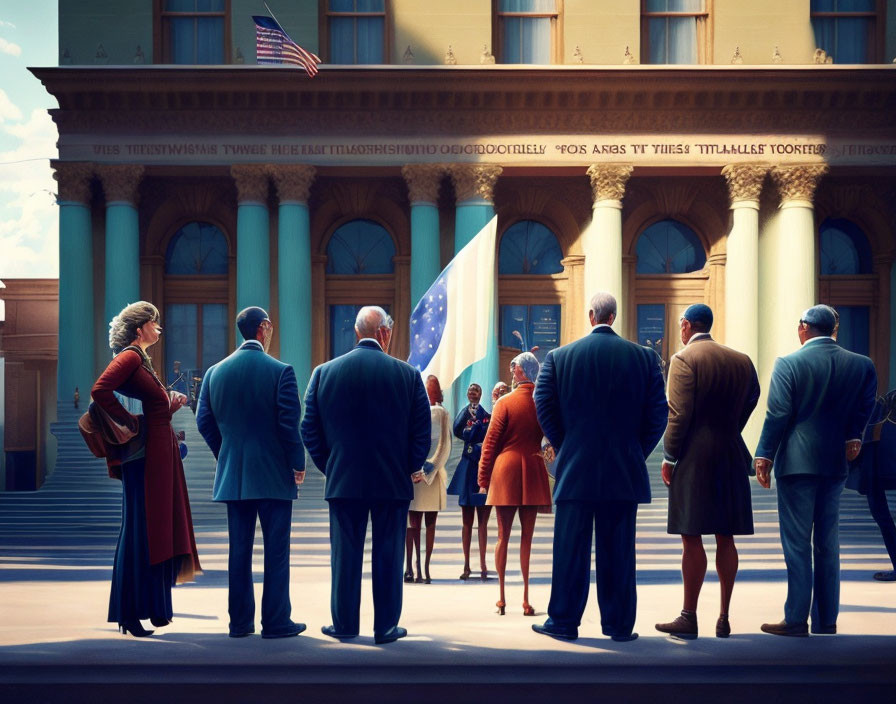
[119,621,154,637]
[150,617,171,628]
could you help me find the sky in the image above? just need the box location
[0,1,58,279]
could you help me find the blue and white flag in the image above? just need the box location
[408,217,497,387]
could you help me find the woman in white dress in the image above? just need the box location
[405,375,452,584]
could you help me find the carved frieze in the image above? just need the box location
[96,164,145,204]
[52,161,94,203]
[586,164,633,202]
[269,164,316,202]
[770,164,829,203]
[448,164,502,203]
[721,164,768,204]
[401,164,445,203]
[230,164,270,202]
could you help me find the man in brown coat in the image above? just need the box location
[655,304,760,639]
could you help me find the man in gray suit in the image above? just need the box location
[755,305,877,637]
[197,307,305,639]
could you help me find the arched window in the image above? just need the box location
[636,219,706,274]
[326,219,395,274]
[499,220,564,275]
[820,218,872,275]
[165,221,229,275]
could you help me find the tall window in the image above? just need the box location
[158,0,229,64]
[635,219,706,274]
[163,221,230,388]
[495,0,560,64]
[818,218,874,356]
[326,219,396,358]
[811,0,882,64]
[641,0,709,64]
[498,220,563,363]
[325,0,387,64]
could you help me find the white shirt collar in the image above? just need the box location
[359,337,383,350]
[802,335,835,346]
[687,332,712,345]
[241,340,263,350]
[592,323,613,330]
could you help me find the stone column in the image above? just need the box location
[560,254,586,342]
[270,165,315,392]
[97,165,144,336]
[721,164,767,363]
[448,164,503,410]
[402,164,444,305]
[231,165,271,324]
[766,165,828,363]
[53,162,95,404]
[584,165,633,334]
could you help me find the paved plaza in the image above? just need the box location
[1,406,895,702]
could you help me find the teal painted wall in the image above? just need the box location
[59,0,152,65]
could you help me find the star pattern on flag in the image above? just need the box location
[408,275,448,372]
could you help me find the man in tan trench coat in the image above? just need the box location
[655,304,760,640]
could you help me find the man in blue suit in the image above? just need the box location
[196,307,305,639]
[532,292,668,642]
[755,305,877,637]
[301,306,431,644]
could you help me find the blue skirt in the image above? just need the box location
[447,454,486,507]
[108,457,179,624]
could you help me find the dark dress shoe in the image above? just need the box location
[610,632,639,642]
[655,611,698,640]
[761,620,808,637]
[321,625,358,640]
[374,626,407,644]
[229,627,255,638]
[532,623,578,641]
[716,616,731,638]
[150,617,171,628]
[873,570,896,581]
[119,621,154,638]
[810,623,837,635]
[262,622,306,639]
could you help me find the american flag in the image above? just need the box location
[253,15,321,77]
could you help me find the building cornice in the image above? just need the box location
[29,66,896,136]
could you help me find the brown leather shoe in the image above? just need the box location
[655,611,697,639]
[760,620,808,637]
[715,615,731,638]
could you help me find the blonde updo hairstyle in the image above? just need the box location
[109,301,160,354]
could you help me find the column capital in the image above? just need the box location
[52,161,94,203]
[448,163,503,203]
[586,164,633,203]
[721,163,768,205]
[231,164,270,203]
[96,164,145,205]
[402,163,445,203]
[269,164,316,203]
[770,164,828,204]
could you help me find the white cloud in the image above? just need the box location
[0,89,22,122]
[0,37,21,57]
[0,108,59,278]
[0,21,15,29]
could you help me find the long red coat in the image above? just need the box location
[92,350,201,583]
[478,382,552,512]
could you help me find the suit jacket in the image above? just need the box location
[453,404,490,464]
[664,335,760,471]
[534,326,668,504]
[196,340,304,502]
[301,339,431,502]
[756,337,877,478]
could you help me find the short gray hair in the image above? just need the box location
[354,306,394,338]
[511,352,540,384]
[589,292,617,325]
[109,301,160,353]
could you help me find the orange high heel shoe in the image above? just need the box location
[523,603,535,616]
[496,600,506,615]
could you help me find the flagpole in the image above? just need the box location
[263,1,289,38]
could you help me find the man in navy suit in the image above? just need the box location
[301,306,431,644]
[532,292,667,642]
[196,307,305,639]
[755,305,877,637]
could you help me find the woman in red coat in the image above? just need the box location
[92,301,201,637]
[478,352,552,616]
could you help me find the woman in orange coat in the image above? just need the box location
[478,352,552,616]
